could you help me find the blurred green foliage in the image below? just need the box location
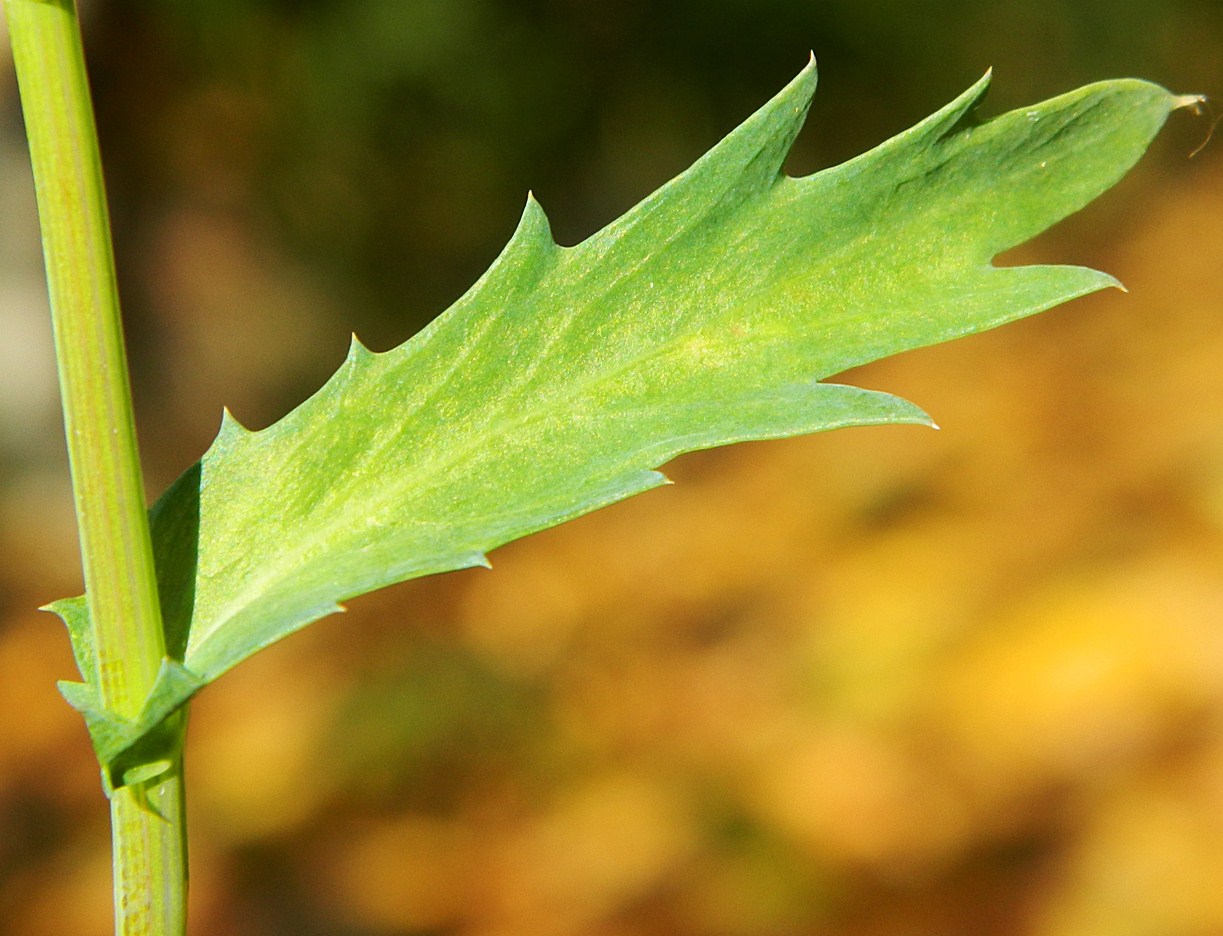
[87,0,1221,351]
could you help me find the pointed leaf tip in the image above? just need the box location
[1173,93,1208,112]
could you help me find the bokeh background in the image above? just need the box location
[2,2,1223,934]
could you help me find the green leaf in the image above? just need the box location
[55,61,1195,778]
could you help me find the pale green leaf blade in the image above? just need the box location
[54,64,1194,772]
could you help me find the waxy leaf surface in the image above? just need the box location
[54,62,1193,776]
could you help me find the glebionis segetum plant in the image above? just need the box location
[1,0,1201,932]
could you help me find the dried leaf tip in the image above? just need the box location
[1174,93,1209,113]
[1177,93,1218,159]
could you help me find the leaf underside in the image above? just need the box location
[53,61,1190,779]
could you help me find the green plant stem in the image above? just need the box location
[4,1,187,933]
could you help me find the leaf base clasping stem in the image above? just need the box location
[3,1,188,933]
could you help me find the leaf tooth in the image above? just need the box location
[44,594,95,683]
[41,594,81,618]
[346,332,376,362]
[335,333,379,385]
[516,191,559,252]
[215,407,255,447]
[925,69,993,144]
[798,69,992,193]
[57,679,99,716]
[475,191,560,288]
[435,191,559,318]
[583,58,818,256]
[415,550,491,574]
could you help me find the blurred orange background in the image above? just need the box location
[2,2,1222,934]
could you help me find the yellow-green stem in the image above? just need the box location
[4,1,187,933]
